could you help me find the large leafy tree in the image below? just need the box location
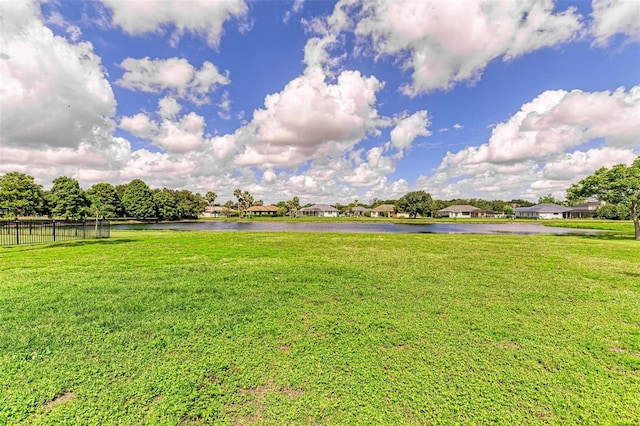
[0,171,46,218]
[153,189,178,220]
[86,182,122,218]
[174,190,207,219]
[567,157,640,240]
[122,179,156,219]
[49,176,89,220]
[115,184,128,199]
[396,190,434,218]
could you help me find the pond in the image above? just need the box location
[112,221,604,236]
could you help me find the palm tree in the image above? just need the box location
[286,196,300,218]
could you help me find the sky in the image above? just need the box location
[1,0,639,205]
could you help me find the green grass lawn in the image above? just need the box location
[1,231,639,424]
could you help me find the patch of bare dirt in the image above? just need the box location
[279,345,291,353]
[497,341,520,350]
[609,347,640,357]
[45,391,75,408]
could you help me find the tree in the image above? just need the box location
[396,191,433,218]
[0,172,46,218]
[223,199,235,216]
[596,204,630,220]
[86,182,122,218]
[115,184,128,199]
[174,190,207,219]
[49,176,89,220]
[503,205,515,218]
[567,157,640,240]
[205,191,217,206]
[233,189,254,217]
[122,179,156,219]
[286,196,300,218]
[538,193,563,205]
[153,190,178,220]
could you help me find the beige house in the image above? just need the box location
[245,205,279,216]
[438,204,489,218]
[371,204,396,218]
[201,206,234,218]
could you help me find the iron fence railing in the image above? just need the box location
[0,220,110,247]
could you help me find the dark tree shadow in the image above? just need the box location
[1,238,137,251]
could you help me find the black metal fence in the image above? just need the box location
[0,220,110,247]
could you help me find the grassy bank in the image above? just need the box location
[543,219,635,234]
[1,231,639,424]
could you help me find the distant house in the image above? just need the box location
[351,206,371,216]
[438,204,489,218]
[371,204,396,218]
[245,205,279,216]
[201,206,227,218]
[298,204,339,217]
[515,203,572,219]
[566,201,604,219]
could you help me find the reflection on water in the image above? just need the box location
[112,221,603,235]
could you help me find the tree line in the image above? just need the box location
[0,174,207,220]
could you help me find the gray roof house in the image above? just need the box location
[298,204,339,217]
[515,203,572,219]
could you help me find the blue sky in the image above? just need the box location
[1,0,639,205]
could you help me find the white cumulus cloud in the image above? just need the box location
[389,110,431,155]
[100,0,248,47]
[416,85,640,200]
[591,0,640,45]
[117,57,229,104]
[0,0,116,150]
[306,0,583,95]
[235,67,385,167]
[119,98,206,153]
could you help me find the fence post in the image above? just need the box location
[53,220,56,242]
[15,219,19,245]
[83,219,86,239]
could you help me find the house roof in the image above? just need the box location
[570,201,603,211]
[439,204,481,213]
[373,204,395,212]
[351,206,371,212]
[246,205,279,212]
[300,204,339,212]
[515,203,572,213]
[204,206,225,213]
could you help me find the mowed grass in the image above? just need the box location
[1,231,639,425]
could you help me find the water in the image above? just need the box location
[112,221,603,235]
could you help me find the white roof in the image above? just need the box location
[439,204,481,213]
[300,204,339,212]
[515,203,571,213]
